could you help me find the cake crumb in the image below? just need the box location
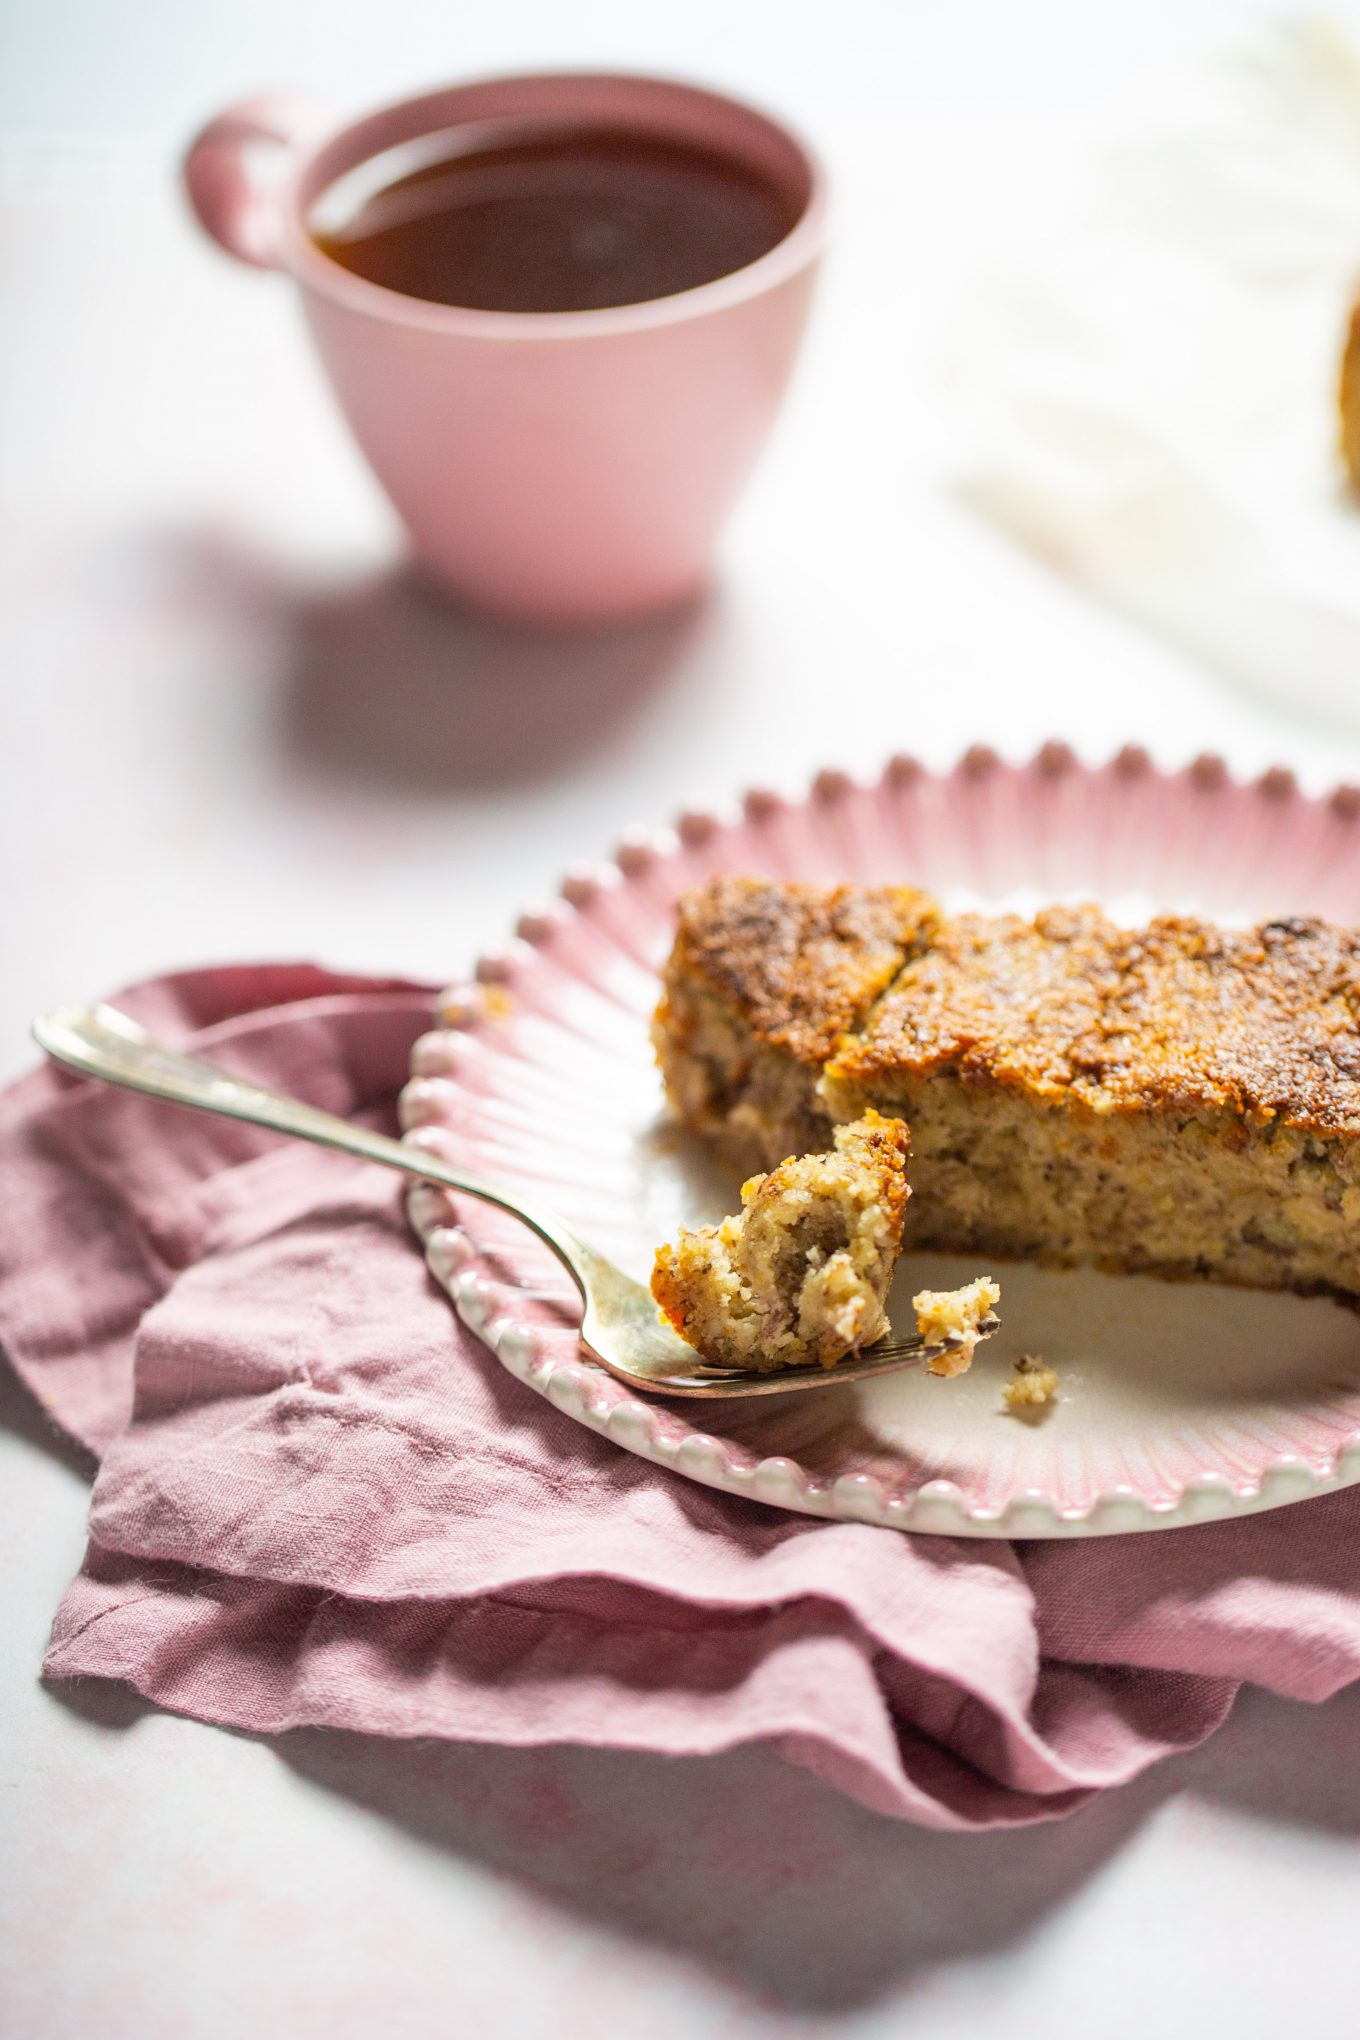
[1003,1353,1061,1415]
[913,1276,1001,1378]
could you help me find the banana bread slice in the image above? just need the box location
[651,1111,910,1370]
[655,879,1360,1299]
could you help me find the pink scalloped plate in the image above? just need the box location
[400,747,1360,1538]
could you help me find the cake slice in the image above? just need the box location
[651,1111,910,1370]
[655,878,1360,1299]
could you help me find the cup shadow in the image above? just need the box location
[277,566,714,793]
[159,526,716,795]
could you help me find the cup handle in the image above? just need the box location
[182,93,327,269]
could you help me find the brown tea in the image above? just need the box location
[309,122,801,314]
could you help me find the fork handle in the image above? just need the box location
[32,1003,594,1294]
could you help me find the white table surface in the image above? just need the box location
[3,3,1360,2034]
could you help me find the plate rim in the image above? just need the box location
[401,743,1360,1540]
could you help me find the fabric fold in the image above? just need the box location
[3,963,1358,1832]
[44,1546,1236,1830]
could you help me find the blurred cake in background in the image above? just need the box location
[1341,297,1360,490]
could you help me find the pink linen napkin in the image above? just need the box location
[3,965,1360,1831]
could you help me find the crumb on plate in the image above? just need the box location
[1003,1353,1061,1414]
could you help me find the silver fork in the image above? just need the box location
[33,1004,999,1399]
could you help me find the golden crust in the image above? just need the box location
[831,904,1360,1135]
[661,876,939,1069]
[664,881,1360,1135]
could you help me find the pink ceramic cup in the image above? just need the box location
[183,73,826,627]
